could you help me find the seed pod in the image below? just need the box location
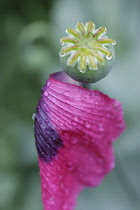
[59,22,116,83]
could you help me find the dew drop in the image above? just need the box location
[45,118,49,123]
[99,124,104,131]
[59,52,66,57]
[52,97,56,102]
[66,99,70,104]
[113,103,118,107]
[58,174,63,180]
[84,153,89,158]
[60,122,63,127]
[72,121,77,126]
[104,27,107,33]
[47,81,50,86]
[67,161,74,171]
[60,183,64,189]
[74,116,78,121]
[71,136,78,144]
[80,69,86,73]
[60,39,64,45]
[64,91,70,96]
[48,197,55,205]
[96,168,102,174]
[64,204,69,209]
[44,91,48,96]
[82,97,86,102]
[85,121,90,128]
[32,113,36,120]
[65,28,68,33]
[110,161,115,169]
[112,40,116,45]
[106,54,113,60]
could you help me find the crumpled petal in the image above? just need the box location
[34,72,126,210]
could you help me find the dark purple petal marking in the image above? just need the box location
[34,98,63,162]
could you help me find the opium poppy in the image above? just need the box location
[34,22,126,210]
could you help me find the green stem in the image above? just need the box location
[82,83,94,89]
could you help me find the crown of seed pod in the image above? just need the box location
[59,21,116,83]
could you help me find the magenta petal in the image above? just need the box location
[34,72,126,210]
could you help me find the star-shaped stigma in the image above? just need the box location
[59,22,116,73]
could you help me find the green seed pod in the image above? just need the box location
[59,21,116,83]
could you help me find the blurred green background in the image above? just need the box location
[0,0,140,209]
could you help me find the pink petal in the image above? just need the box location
[34,72,126,210]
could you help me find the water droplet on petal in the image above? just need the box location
[45,118,49,123]
[74,116,78,121]
[99,124,104,131]
[58,174,63,180]
[60,183,64,189]
[85,121,90,128]
[71,136,78,144]
[47,81,50,86]
[110,161,115,169]
[64,204,69,209]
[48,197,55,205]
[112,40,116,45]
[59,52,66,57]
[72,121,77,126]
[96,168,103,174]
[64,91,70,96]
[67,161,74,171]
[32,113,36,120]
[52,97,56,102]
[66,99,70,103]
[44,91,48,96]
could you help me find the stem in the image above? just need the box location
[81,83,94,89]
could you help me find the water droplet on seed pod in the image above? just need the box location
[60,39,64,45]
[112,40,116,45]
[59,52,65,57]
[106,54,113,60]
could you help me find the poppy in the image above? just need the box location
[34,71,125,210]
